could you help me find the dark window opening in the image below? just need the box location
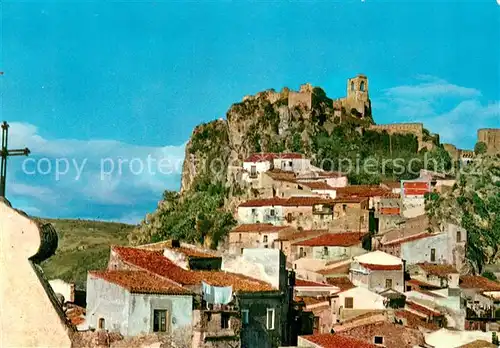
[221,313,230,329]
[431,248,436,262]
[98,318,105,329]
[374,336,383,344]
[345,297,353,309]
[360,81,366,92]
[153,310,168,333]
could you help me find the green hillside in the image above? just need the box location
[40,218,134,289]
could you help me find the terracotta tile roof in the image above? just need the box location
[394,310,440,331]
[244,152,303,162]
[300,333,377,348]
[325,277,356,291]
[359,263,402,271]
[382,232,435,246]
[381,181,401,189]
[298,171,346,179]
[284,196,335,206]
[416,262,458,277]
[457,339,498,348]
[238,197,287,207]
[276,229,328,241]
[231,223,290,233]
[295,279,331,287]
[66,304,86,327]
[317,263,351,276]
[336,185,393,198]
[459,275,500,291]
[112,246,275,293]
[406,300,442,317]
[265,169,298,182]
[89,270,192,295]
[295,296,330,306]
[379,207,400,215]
[299,181,336,190]
[402,181,431,196]
[339,310,386,324]
[406,278,441,290]
[293,232,366,247]
[332,196,369,204]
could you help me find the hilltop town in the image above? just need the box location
[2,75,500,348]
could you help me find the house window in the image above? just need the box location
[374,336,383,345]
[266,308,275,330]
[430,248,436,262]
[270,209,275,216]
[287,212,293,222]
[250,165,257,176]
[241,309,249,325]
[299,247,304,258]
[456,230,461,242]
[263,235,268,243]
[239,233,242,241]
[360,81,366,92]
[98,318,105,329]
[385,279,393,289]
[342,204,347,212]
[288,161,293,167]
[323,247,329,256]
[251,208,256,215]
[344,297,353,309]
[221,313,230,329]
[153,310,168,333]
[240,248,244,254]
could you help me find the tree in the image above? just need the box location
[481,271,497,281]
[474,141,488,155]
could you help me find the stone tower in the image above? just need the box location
[347,74,369,103]
[477,128,500,155]
[342,74,371,118]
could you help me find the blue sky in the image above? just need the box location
[1,1,499,222]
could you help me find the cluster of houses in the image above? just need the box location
[45,152,499,347]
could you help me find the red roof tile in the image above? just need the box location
[406,278,441,290]
[416,262,458,277]
[284,196,335,206]
[138,241,217,258]
[293,232,366,247]
[295,296,330,307]
[379,207,400,215]
[332,196,369,204]
[89,270,191,295]
[394,310,440,330]
[276,229,328,242]
[231,223,290,233]
[382,232,434,246]
[301,333,377,348]
[244,152,303,162]
[406,300,442,317]
[459,276,500,291]
[295,279,331,287]
[336,185,393,198]
[326,277,356,291]
[359,263,402,271]
[300,181,336,190]
[112,246,275,293]
[381,181,401,189]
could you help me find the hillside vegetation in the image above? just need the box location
[40,219,133,289]
[130,86,451,248]
[426,155,500,273]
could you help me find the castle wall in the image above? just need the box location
[478,128,500,155]
[368,123,430,150]
[288,91,312,109]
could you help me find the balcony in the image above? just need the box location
[193,307,241,341]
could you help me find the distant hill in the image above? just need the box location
[39,218,134,289]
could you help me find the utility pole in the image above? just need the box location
[0,121,31,197]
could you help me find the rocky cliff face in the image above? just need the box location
[180,86,372,194]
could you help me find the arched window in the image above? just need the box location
[350,81,355,91]
[360,81,366,92]
[98,318,105,329]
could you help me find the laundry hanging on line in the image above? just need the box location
[202,281,233,305]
